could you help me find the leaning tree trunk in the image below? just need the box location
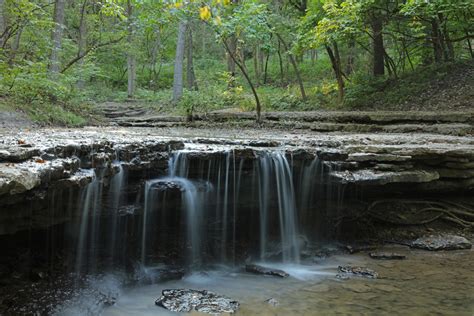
[186,26,198,91]
[126,0,136,98]
[172,21,187,103]
[326,44,344,102]
[371,15,385,76]
[226,35,237,87]
[222,38,261,123]
[276,33,307,101]
[49,0,66,76]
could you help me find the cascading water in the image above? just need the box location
[74,148,326,276]
[108,164,125,265]
[257,152,301,263]
[75,169,103,275]
[141,152,211,267]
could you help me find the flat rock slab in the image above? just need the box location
[369,252,407,260]
[155,289,239,314]
[337,266,379,279]
[346,244,377,254]
[411,234,472,251]
[245,264,289,278]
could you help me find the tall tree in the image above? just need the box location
[371,12,385,76]
[77,0,88,88]
[172,21,187,103]
[0,0,5,48]
[49,0,66,75]
[186,26,198,91]
[127,0,136,98]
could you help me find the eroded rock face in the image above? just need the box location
[155,289,239,314]
[411,235,472,251]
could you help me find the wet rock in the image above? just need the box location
[345,244,377,254]
[155,289,239,314]
[347,153,412,162]
[331,169,439,185]
[369,252,406,260]
[265,298,279,306]
[411,235,472,251]
[245,264,289,278]
[337,266,378,279]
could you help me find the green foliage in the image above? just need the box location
[0,0,472,125]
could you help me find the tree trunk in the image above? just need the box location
[263,49,270,84]
[226,35,237,87]
[258,46,264,79]
[7,25,22,66]
[326,44,344,102]
[222,38,261,123]
[346,39,355,75]
[186,26,197,91]
[253,46,260,85]
[0,0,5,48]
[466,30,474,59]
[172,21,187,103]
[439,13,454,60]
[49,0,66,75]
[431,19,443,63]
[371,15,384,76]
[310,49,317,65]
[277,34,306,101]
[127,0,136,98]
[77,0,88,89]
[277,40,284,84]
[149,29,161,89]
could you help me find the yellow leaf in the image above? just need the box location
[223,0,231,5]
[199,6,211,21]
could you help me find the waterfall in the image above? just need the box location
[141,152,210,267]
[108,164,125,265]
[75,148,314,275]
[258,152,301,263]
[75,169,103,275]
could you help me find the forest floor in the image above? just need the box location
[1,60,473,130]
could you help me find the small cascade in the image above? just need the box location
[75,169,103,275]
[108,164,126,265]
[258,152,301,263]
[141,152,210,267]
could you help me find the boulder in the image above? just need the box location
[411,235,472,251]
[155,289,239,314]
[245,264,289,278]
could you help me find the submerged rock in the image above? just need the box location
[411,235,472,251]
[337,266,378,279]
[155,289,239,314]
[369,252,406,260]
[265,297,279,307]
[245,264,289,278]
